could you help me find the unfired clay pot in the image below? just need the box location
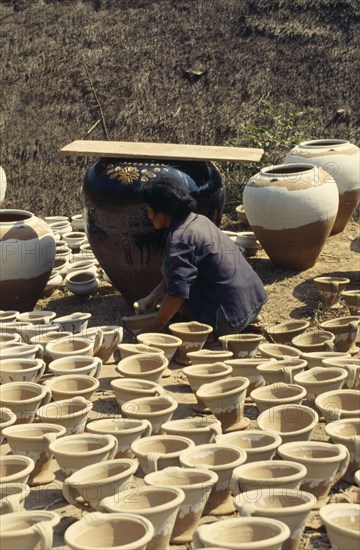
[257,404,319,443]
[224,358,268,398]
[0,358,46,384]
[16,310,57,325]
[183,362,233,413]
[234,488,316,550]
[55,312,91,333]
[341,290,360,315]
[243,163,339,270]
[161,417,222,446]
[313,276,350,309]
[144,466,218,544]
[319,503,360,550]
[0,455,35,484]
[186,350,234,366]
[179,443,247,515]
[219,333,262,358]
[36,396,93,434]
[118,342,164,360]
[258,342,301,360]
[136,332,182,362]
[293,366,348,405]
[2,422,66,486]
[193,516,290,550]
[48,355,102,378]
[256,358,307,385]
[250,383,307,412]
[49,432,118,478]
[315,389,360,422]
[0,482,30,514]
[62,458,138,511]
[116,353,168,384]
[322,357,360,389]
[278,440,350,507]
[131,435,194,474]
[0,342,43,361]
[95,325,123,363]
[86,418,152,459]
[291,330,335,352]
[264,320,310,345]
[301,351,350,369]
[64,512,154,550]
[44,374,100,401]
[110,378,165,409]
[45,336,94,361]
[325,418,360,484]
[0,381,51,424]
[29,331,72,365]
[121,395,178,434]
[196,376,250,431]
[215,430,282,463]
[169,321,213,365]
[232,460,308,496]
[284,139,360,235]
[0,510,60,550]
[100,486,185,550]
[320,316,359,354]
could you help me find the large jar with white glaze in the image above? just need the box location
[0,210,56,311]
[243,164,339,270]
[284,139,360,235]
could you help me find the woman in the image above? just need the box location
[135,176,268,336]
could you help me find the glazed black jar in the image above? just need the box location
[81,158,225,302]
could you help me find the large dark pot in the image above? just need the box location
[81,158,225,303]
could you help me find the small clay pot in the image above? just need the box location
[319,504,360,550]
[45,336,94,361]
[169,321,213,365]
[137,332,182,362]
[0,482,30,514]
[131,435,195,474]
[234,488,316,550]
[250,382,307,412]
[179,443,247,515]
[55,312,91,333]
[196,376,250,432]
[232,459,307,496]
[258,342,302,359]
[110,378,165,410]
[86,418,152,459]
[315,389,360,423]
[0,342,43,361]
[320,316,360,354]
[264,320,310,345]
[36,396,93,435]
[44,374,100,401]
[215,430,282,463]
[62,459,139,511]
[186,348,234,364]
[121,395,178,434]
[48,355,102,378]
[293,366,348,405]
[224,357,269,398]
[118,342,164,360]
[0,358,46,384]
[49,432,118,478]
[16,311,57,325]
[325,418,360,483]
[183,362,233,413]
[99,486,185,550]
[256,358,307,385]
[219,333,262,358]
[144,466,218,544]
[95,325,123,364]
[0,407,17,443]
[0,455,35,484]
[278,440,350,508]
[341,290,360,315]
[116,353,168,384]
[322,357,360,389]
[0,381,51,424]
[64,512,154,550]
[65,270,99,295]
[314,276,350,308]
[292,329,335,352]
[193,516,290,550]
[257,404,318,443]
[1,510,60,550]
[161,417,222,446]
[301,351,350,369]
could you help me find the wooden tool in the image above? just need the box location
[60,140,263,163]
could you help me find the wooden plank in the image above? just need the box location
[60,140,263,163]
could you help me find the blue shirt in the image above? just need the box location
[164,213,268,327]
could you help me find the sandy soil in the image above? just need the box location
[1,220,359,549]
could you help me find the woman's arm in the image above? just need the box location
[137,293,184,333]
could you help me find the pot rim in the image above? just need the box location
[299,139,350,148]
[259,163,317,177]
[235,487,316,512]
[144,465,219,488]
[215,430,282,451]
[233,459,307,482]
[196,376,249,398]
[278,440,348,463]
[100,485,185,515]
[65,458,138,483]
[2,423,67,440]
[49,433,116,455]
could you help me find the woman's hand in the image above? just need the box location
[137,293,184,334]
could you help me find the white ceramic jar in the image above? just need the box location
[243,163,339,270]
[284,139,360,235]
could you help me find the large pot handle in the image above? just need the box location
[37,360,46,381]
[147,452,161,473]
[62,480,78,507]
[334,444,350,484]
[41,388,52,407]
[142,419,152,438]
[281,366,293,384]
[324,340,335,351]
[4,492,24,513]
[33,520,53,550]
[95,358,103,378]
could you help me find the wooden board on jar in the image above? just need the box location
[60,140,264,163]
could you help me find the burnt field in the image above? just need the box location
[0,0,359,216]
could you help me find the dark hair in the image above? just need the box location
[140,176,197,220]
